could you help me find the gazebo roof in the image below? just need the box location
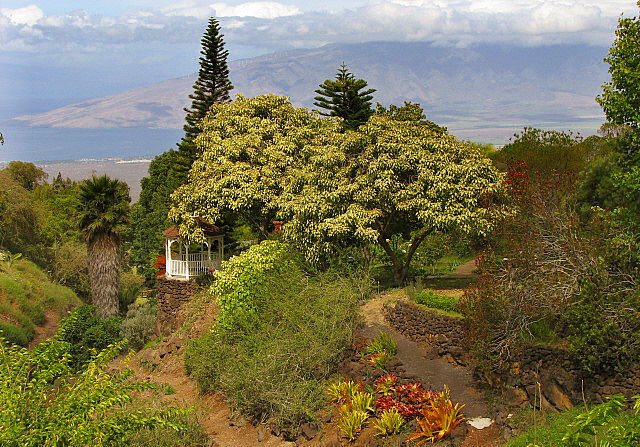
[163,218,222,238]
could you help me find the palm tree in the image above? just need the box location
[77,175,130,319]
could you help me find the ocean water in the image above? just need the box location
[0,126,183,163]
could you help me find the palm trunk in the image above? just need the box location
[88,232,120,319]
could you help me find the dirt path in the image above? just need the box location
[358,259,503,446]
[28,309,64,349]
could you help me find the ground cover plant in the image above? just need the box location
[0,309,188,447]
[184,241,368,437]
[412,289,460,313]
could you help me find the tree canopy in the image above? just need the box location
[314,64,376,130]
[170,96,507,284]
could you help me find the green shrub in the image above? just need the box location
[185,258,367,437]
[57,303,122,369]
[563,282,640,375]
[120,298,158,351]
[413,289,459,312]
[211,240,298,329]
[0,334,188,447]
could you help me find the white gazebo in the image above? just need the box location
[163,219,224,280]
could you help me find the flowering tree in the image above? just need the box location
[170,96,507,285]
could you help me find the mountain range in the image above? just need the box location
[14,42,610,142]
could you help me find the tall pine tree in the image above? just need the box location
[180,17,233,157]
[129,17,233,279]
[314,64,376,130]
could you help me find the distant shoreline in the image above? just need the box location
[31,157,153,203]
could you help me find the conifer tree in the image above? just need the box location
[181,17,233,154]
[314,64,376,130]
[130,18,233,279]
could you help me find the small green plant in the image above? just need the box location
[373,409,405,437]
[338,406,369,442]
[413,289,459,312]
[120,298,158,351]
[327,380,361,403]
[367,350,392,371]
[350,391,374,414]
[367,331,397,356]
[163,384,177,395]
[562,394,640,447]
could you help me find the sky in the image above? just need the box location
[1,0,638,121]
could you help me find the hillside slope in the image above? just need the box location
[0,253,80,346]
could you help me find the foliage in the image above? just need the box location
[338,407,369,442]
[314,64,376,130]
[57,304,122,370]
[77,175,130,319]
[373,409,405,437]
[374,374,399,396]
[4,161,47,190]
[491,128,597,174]
[0,332,187,447]
[504,406,586,447]
[407,399,466,445]
[119,270,145,313]
[367,351,392,371]
[564,283,640,375]
[367,331,397,356]
[327,380,363,403]
[597,4,640,135]
[129,150,188,280]
[120,298,158,351]
[413,289,459,312]
[184,255,366,436]
[562,394,640,447]
[349,391,375,414]
[171,95,507,286]
[182,17,233,146]
[210,240,298,329]
[128,408,209,447]
[50,240,90,301]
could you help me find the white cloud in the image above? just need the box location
[0,5,44,26]
[211,2,302,18]
[0,0,637,53]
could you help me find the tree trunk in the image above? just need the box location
[87,232,120,319]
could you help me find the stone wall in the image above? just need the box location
[384,300,640,413]
[384,301,468,365]
[155,277,199,334]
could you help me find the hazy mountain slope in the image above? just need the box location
[15,42,608,135]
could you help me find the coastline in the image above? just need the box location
[37,157,152,202]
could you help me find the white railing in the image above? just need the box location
[167,253,222,279]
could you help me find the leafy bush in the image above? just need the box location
[185,244,367,436]
[413,289,459,312]
[210,240,298,329]
[563,283,640,374]
[0,333,188,447]
[57,303,122,369]
[120,298,158,351]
